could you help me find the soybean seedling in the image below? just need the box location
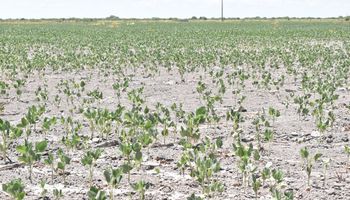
[2,179,25,200]
[232,142,256,187]
[16,140,47,182]
[268,107,280,127]
[42,117,57,136]
[56,148,71,185]
[344,145,350,166]
[187,137,224,197]
[112,77,129,103]
[187,193,203,200]
[0,120,23,163]
[300,147,322,186]
[44,152,55,184]
[39,179,48,199]
[226,108,244,141]
[13,79,26,101]
[252,174,262,200]
[104,167,123,200]
[81,149,103,186]
[322,158,330,187]
[132,180,150,200]
[269,169,293,200]
[0,102,4,115]
[53,188,63,200]
[88,187,107,200]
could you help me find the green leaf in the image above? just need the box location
[35,140,47,152]
[195,106,206,116]
[314,153,322,161]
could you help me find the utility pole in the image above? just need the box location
[221,0,224,21]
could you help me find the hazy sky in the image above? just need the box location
[0,0,349,19]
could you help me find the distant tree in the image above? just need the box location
[191,16,198,20]
[199,16,207,20]
[106,15,119,20]
[345,16,350,21]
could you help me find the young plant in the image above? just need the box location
[53,188,63,200]
[226,108,244,140]
[13,79,26,101]
[344,145,350,165]
[300,147,322,186]
[269,169,293,200]
[0,120,22,163]
[322,158,330,187]
[56,148,71,185]
[42,117,57,136]
[132,180,150,200]
[104,167,123,200]
[81,149,103,186]
[44,152,55,184]
[87,186,107,200]
[2,179,25,200]
[39,179,48,199]
[156,103,175,144]
[268,107,280,126]
[232,142,260,187]
[0,102,4,115]
[112,77,129,103]
[16,140,48,182]
[252,174,261,200]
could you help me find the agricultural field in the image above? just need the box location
[0,20,350,200]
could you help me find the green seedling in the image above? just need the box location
[84,108,97,138]
[190,138,223,196]
[0,120,22,163]
[18,105,45,139]
[112,77,129,103]
[345,145,350,165]
[44,152,55,184]
[2,179,25,200]
[16,140,47,182]
[171,102,186,141]
[119,137,142,182]
[53,188,63,200]
[61,133,83,151]
[39,179,48,199]
[252,111,271,151]
[132,180,150,200]
[104,167,123,200]
[300,147,322,186]
[269,169,293,200]
[81,149,103,186]
[233,142,260,188]
[156,103,175,144]
[35,85,49,103]
[261,167,271,186]
[226,108,244,140]
[180,106,207,145]
[56,148,71,185]
[0,102,4,114]
[42,117,57,136]
[87,89,103,103]
[268,107,280,126]
[252,174,261,200]
[187,193,203,200]
[88,187,107,200]
[322,158,330,187]
[13,79,26,101]
[0,81,9,98]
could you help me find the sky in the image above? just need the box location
[0,0,349,19]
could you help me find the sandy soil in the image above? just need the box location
[0,66,350,200]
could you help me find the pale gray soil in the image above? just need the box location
[1,66,350,200]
